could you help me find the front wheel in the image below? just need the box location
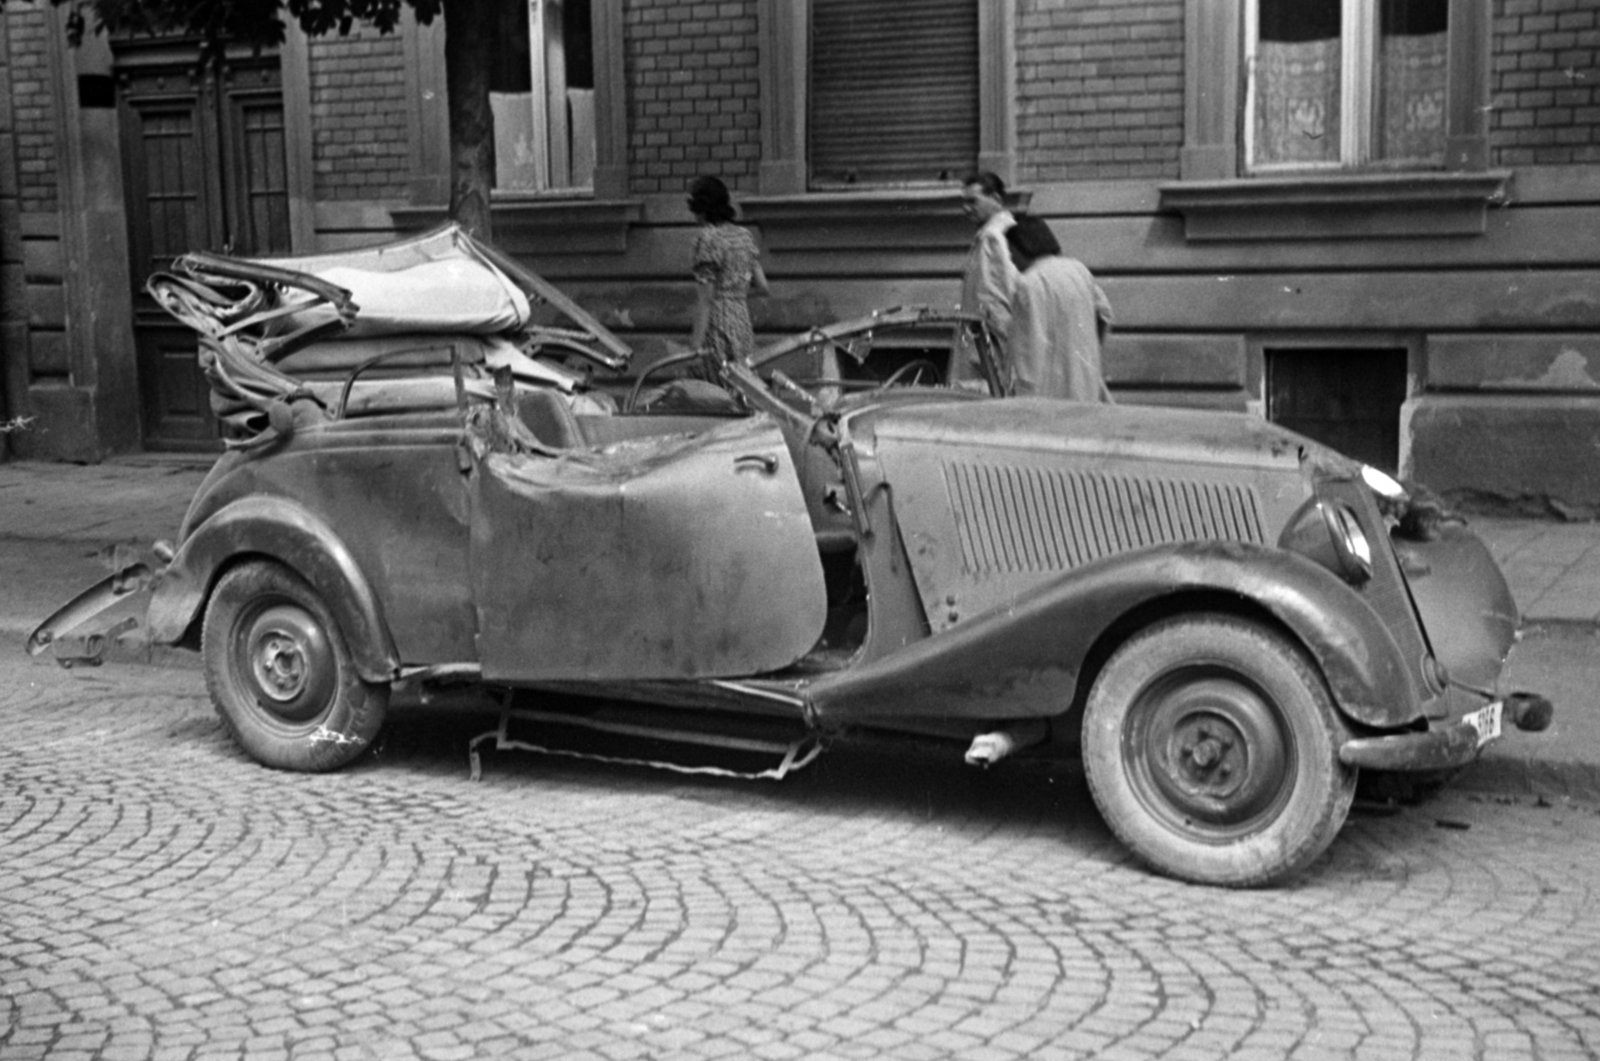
[1081,614,1356,887]
[202,560,388,772]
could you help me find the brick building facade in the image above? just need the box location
[624,0,761,190]
[308,32,413,203]
[1492,0,1600,165]
[2,0,1598,514]
[1014,0,1184,181]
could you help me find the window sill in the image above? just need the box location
[740,189,1031,252]
[390,198,642,254]
[1158,171,1511,242]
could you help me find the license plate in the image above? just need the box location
[1463,701,1503,747]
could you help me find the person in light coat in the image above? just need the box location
[1002,214,1114,402]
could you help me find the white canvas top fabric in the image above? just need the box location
[263,227,533,337]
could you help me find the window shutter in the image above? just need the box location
[809,0,978,187]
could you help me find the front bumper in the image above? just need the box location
[1339,692,1554,772]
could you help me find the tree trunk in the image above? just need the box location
[443,0,495,240]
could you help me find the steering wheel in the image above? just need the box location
[624,349,704,413]
[770,360,946,398]
[879,359,943,388]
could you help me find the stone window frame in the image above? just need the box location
[1161,0,1508,241]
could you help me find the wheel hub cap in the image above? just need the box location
[1131,673,1293,831]
[241,603,337,723]
[255,634,307,698]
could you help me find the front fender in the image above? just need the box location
[148,496,401,682]
[1392,519,1518,693]
[808,541,1419,730]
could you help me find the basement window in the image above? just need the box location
[1266,346,1409,472]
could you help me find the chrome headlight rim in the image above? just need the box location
[1360,464,1408,503]
[1319,501,1373,584]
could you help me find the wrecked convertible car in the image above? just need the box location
[30,224,1553,887]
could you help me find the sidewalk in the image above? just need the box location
[1469,515,1600,624]
[1,455,211,642]
[2,455,1596,799]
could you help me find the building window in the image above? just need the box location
[1247,0,1448,172]
[1179,0,1488,183]
[756,0,1012,196]
[491,0,596,192]
[808,0,978,187]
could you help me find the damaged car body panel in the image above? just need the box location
[469,415,828,681]
[146,494,403,682]
[802,540,1418,730]
[1393,520,1520,695]
[156,422,478,667]
[26,225,1553,889]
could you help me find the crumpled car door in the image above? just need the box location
[469,414,828,681]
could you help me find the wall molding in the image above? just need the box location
[1159,171,1512,241]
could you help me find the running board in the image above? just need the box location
[468,705,823,782]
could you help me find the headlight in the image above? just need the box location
[1360,464,1408,502]
[1319,502,1373,584]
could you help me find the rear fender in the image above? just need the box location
[149,496,401,682]
[808,541,1419,730]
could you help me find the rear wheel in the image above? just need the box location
[1081,613,1355,887]
[202,560,388,772]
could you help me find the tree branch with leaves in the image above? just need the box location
[9,0,496,238]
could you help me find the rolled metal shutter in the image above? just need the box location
[809,0,979,187]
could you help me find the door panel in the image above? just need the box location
[248,431,480,665]
[143,324,215,442]
[122,94,216,286]
[117,47,288,449]
[470,416,829,682]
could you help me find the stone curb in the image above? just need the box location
[1456,757,1600,805]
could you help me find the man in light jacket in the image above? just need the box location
[955,171,1019,386]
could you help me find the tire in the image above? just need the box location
[1081,613,1356,887]
[202,560,388,772]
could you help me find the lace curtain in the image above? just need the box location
[1255,38,1341,165]
[1380,31,1447,163]
[1254,30,1446,166]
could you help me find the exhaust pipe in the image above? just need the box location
[964,720,1049,768]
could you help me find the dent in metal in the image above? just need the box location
[26,562,160,666]
[470,415,828,681]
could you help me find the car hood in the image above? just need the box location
[846,396,1355,478]
[841,397,1360,640]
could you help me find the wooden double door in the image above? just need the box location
[116,43,292,449]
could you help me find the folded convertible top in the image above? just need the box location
[145,224,633,449]
[149,223,630,365]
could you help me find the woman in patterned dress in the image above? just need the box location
[687,175,769,377]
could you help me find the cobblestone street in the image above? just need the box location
[3,650,1599,1061]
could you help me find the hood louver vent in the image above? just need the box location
[946,461,1266,575]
